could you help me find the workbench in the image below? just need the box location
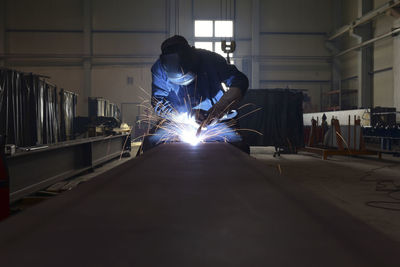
[0,143,399,266]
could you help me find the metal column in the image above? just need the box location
[356,0,374,108]
[394,18,400,122]
[0,0,6,67]
[83,0,92,116]
[168,0,178,37]
[251,0,260,89]
[330,0,343,108]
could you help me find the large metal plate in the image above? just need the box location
[0,143,399,266]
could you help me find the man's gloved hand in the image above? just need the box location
[204,87,242,126]
[154,101,175,120]
[191,109,208,124]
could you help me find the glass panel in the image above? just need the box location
[215,20,233,37]
[195,42,213,51]
[195,20,213,37]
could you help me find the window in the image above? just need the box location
[194,42,213,51]
[194,21,213,37]
[194,20,234,64]
[214,21,233,37]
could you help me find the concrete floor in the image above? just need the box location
[3,143,400,266]
[18,142,400,245]
[67,143,400,244]
[251,147,400,243]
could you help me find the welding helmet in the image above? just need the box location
[160,35,197,85]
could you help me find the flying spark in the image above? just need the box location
[133,85,262,151]
[159,112,240,146]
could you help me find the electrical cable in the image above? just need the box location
[388,190,400,200]
[360,164,400,211]
[365,201,400,211]
[359,164,397,182]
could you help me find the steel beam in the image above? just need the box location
[335,27,400,58]
[0,143,399,266]
[329,0,400,40]
[6,134,128,202]
[0,0,5,67]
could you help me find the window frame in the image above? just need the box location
[194,19,234,62]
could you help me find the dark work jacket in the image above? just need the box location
[151,49,249,116]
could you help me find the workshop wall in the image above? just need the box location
[258,0,333,112]
[338,0,398,111]
[373,0,394,108]
[337,0,359,109]
[90,0,166,115]
[92,67,152,110]
[1,0,334,117]
[191,0,334,111]
[4,0,85,113]
[6,0,83,30]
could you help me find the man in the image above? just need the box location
[142,35,249,152]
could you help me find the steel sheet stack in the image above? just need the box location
[0,68,77,147]
[59,89,78,141]
[88,97,121,121]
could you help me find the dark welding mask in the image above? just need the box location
[160,48,197,86]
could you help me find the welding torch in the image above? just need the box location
[195,87,243,137]
[196,110,238,137]
[196,120,209,137]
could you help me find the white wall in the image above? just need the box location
[258,0,333,111]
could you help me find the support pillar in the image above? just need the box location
[168,0,177,37]
[327,42,342,109]
[251,0,260,89]
[331,0,342,109]
[355,0,374,108]
[0,0,6,67]
[83,0,92,116]
[394,18,400,122]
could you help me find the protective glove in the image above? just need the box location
[191,109,208,124]
[204,87,242,125]
[154,100,175,119]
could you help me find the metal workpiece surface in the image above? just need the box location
[0,143,399,266]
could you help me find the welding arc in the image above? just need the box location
[196,98,240,137]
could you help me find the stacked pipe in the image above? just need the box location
[88,97,121,121]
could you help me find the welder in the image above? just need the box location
[142,35,249,153]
